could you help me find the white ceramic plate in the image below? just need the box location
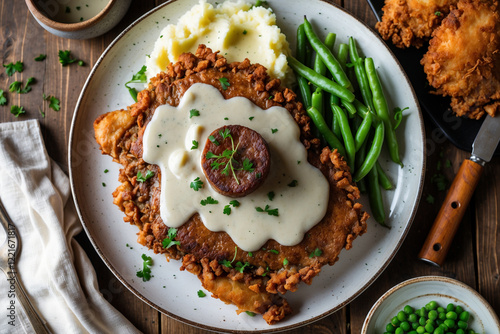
[362,276,500,334]
[68,0,425,332]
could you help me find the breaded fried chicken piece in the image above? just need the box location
[421,0,500,119]
[376,0,458,48]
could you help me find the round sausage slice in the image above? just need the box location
[201,125,270,197]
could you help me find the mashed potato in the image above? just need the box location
[145,0,291,84]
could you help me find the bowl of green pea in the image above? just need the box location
[362,276,500,334]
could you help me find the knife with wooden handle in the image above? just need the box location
[419,115,500,266]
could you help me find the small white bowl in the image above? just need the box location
[25,0,132,39]
[362,276,500,334]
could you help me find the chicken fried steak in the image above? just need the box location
[93,45,368,324]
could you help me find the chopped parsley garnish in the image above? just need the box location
[205,129,255,184]
[287,180,298,187]
[208,135,220,146]
[248,252,253,257]
[34,54,46,61]
[219,77,230,90]
[229,200,240,207]
[191,140,199,150]
[255,205,279,216]
[197,290,206,297]
[245,311,256,317]
[426,194,435,204]
[10,105,25,117]
[223,205,232,215]
[136,254,153,282]
[58,50,81,66]
[162,227,180,249]
[309,248,323,258]
[268,249,279,254]
[249,116,254,121]
[0,90,7,106]
[234,261,251,273]
[267,191,275,201]
[431,173,448,191]
[189,108,200,118]
[43,94,60,111]
[283,258,289,266]
[190,177,203,191]
[271,128,278,134]
[219,259,233,268]
[3,61,23,76]
[435,11,442,16]
[243,30,247,35]
[124,65,147,102]
[102,183,106,187]
[104,169,109,173]
[137,170,154,182]
[78,60,85,66]
[200,196,218,206]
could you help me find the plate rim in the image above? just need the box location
[68,0,427,332]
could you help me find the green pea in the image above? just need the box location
[455,305,464,314]
[444,319,455,328]
[412,322,420,330]
[433,328,444,334]
[446,303,455,312]
[439,312,447,321]
[395,327,404,334]
[457,320,468,329]
[428,310,438,320]
[446,311,458,320]
[408,331,418,334]
[456,329,465,334]
[419,317,427,326]
[401,321,411,331]
[404,305,415,315]
[426,301,438,310]
[416,326,425,334]
[408,313,418,323]
[386,323,396,332]
[437,307,445,313]
[391,316,401,326]
[425,322,435,332]
[459,311,470,322]
[397,311,408,322]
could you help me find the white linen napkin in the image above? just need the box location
[0,120,141,334]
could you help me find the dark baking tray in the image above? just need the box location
[366,0,499,155]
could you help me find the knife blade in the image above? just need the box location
[419,115,500,266]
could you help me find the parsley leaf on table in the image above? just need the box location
[136,254,153,282]
[43,94,60,111]
[3,61,23,76]
[0,90,7,106]
[9,77,35,94]
[124,65,147,102]
[34,54,46,61]
[10,105,25,117]
[58,50,80,66]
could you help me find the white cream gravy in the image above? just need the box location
[39,0,109,23]
[142,83,329,251]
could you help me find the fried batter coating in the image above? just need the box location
[376,0,458,48]
[421,0,500,119]
[93,45,368,324]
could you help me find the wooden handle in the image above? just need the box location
[419,159,484,266]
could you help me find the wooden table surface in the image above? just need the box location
[1,1,499,333]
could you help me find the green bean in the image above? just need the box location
[367,165,387,225]
[354,121,384,182]
[296,24,312,109]
[337,43,349,72]
[288,56,355,102]
[311,89,323,139]
[302,17,352,90]
[330,94,341,139]
[314,33,336,77]
[306,106,346,157]
[331,104,355,172]
[341,99,357,116]
[349,37,376,113]
[365,57,402,166]
[376,160,394,190]
[355,111,372,151]
[353,99,369,118]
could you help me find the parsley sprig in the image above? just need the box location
[125,65,147,102]
[58,50,84,66]
[0,90,7,106]
[9,77,35,94]
[205,128,254,185]
[3,61,23,76]
[190,177,203,191]
[136,254,153,282]
[255,205,279,216]
[137,170,154,182]
[162,228,180,249]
